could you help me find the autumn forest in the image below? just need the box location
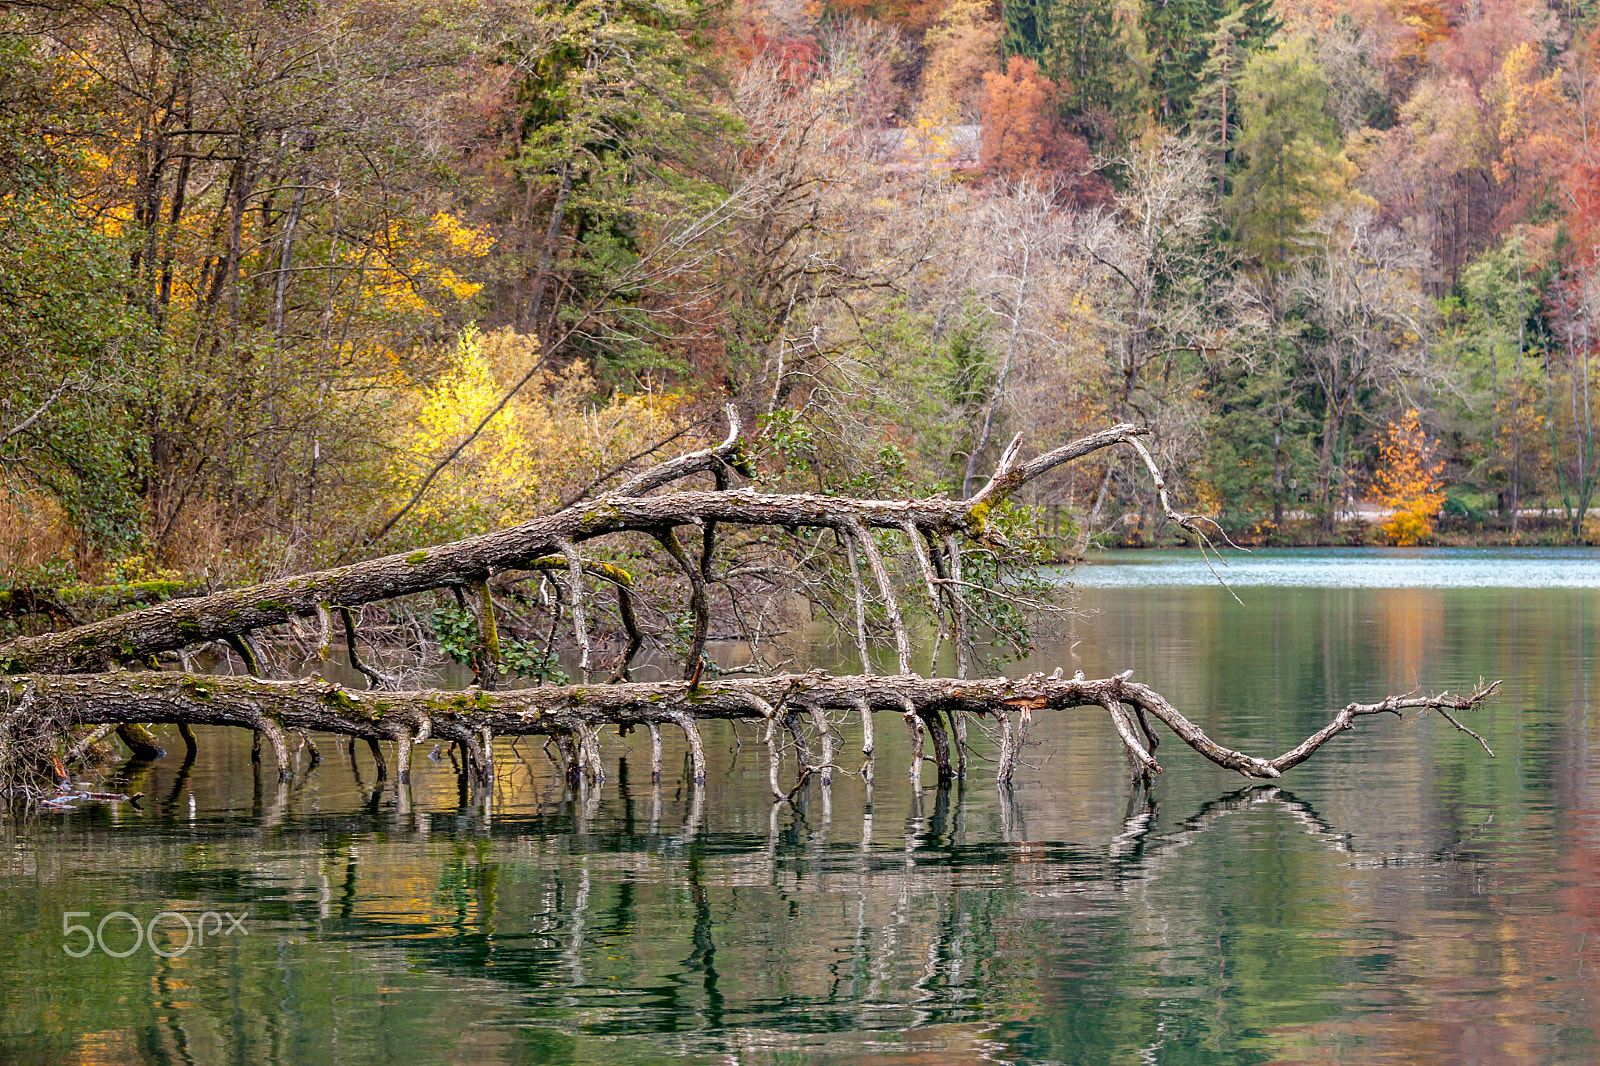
[3,0,1599,600]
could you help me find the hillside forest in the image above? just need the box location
[4,0,1600,605]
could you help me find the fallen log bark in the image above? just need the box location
[0,580,210,628]
[0,423,1159,676]
[3,670,1502,791]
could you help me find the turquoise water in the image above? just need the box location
[2,550,1598,1064]
[1068,546,1600,588]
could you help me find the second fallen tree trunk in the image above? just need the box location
[5,670,1503,792]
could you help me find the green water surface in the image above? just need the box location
[3,549,1597,1065]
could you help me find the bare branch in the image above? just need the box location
[1,422,1154,674]
[1,378,80,443]
[848,518,910,675]
[4,671,1500,792]
[900,520,948,643]
[611,404,752,497]
[843,532,874,676]
[553,538,591,682]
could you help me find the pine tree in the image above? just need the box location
[1001,0,1053,62]
[1042,0,1128,139]
[1142,0,1276,125]
[1143,0,1214,121]
[1226,36,1343,274]
[501,0,731,346]
[1188,10,1250,194]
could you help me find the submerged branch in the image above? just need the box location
[0,418,1506,801]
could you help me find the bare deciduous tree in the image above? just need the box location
[1282,206,1437,534]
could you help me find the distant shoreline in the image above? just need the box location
[1068,508,1600,554]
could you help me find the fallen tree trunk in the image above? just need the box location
[3,670,1502,792]
[0,422,1162,676]
[0,416,1505,802]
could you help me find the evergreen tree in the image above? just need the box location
[1143,0,1213,121]
[1142,0,1275,124]
[1437,238,1551,517]
[500,0,733,359]
[1188,10,1250,194]
[1201,354,1316,530]
[1001,0,1053,62]
[1225,36,1342,274]
[1042,0,1130,139]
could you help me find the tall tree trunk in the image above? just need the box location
[272,134,317,334]
[527,162,573,336]
[1317,392,1339,538]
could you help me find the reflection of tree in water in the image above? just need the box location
[0,769,1515,1065]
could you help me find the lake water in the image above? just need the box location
[1066,546,1600,589]
[3,548,1599,1064]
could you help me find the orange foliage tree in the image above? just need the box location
[1371,410,1447,545]
[979,56,1098,197]
[1560,26,1600,258]
[982,57,1065,175]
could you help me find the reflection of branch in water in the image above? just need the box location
[252,774,289,830]
[53,764,1391,1030]
[562,858,589,988]
[682,781,704,840]
[1343,811,1495,870]
[1177,786,1352,853]
[159,743,197,813]
[616,756,637,835]
[28,772,1444,1064]
[1107,785,1354,874]
[998,782,1027,843]
[578,777,601,829]
[1108,783,1159,860]
[683,842,724,1029]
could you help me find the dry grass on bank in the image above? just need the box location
[0,491,77,582]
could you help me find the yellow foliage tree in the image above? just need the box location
[919,0,1001,124]
[1371,410,1446,546]
[391,328,690,543]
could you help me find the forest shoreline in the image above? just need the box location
[1092,512,1599,551]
